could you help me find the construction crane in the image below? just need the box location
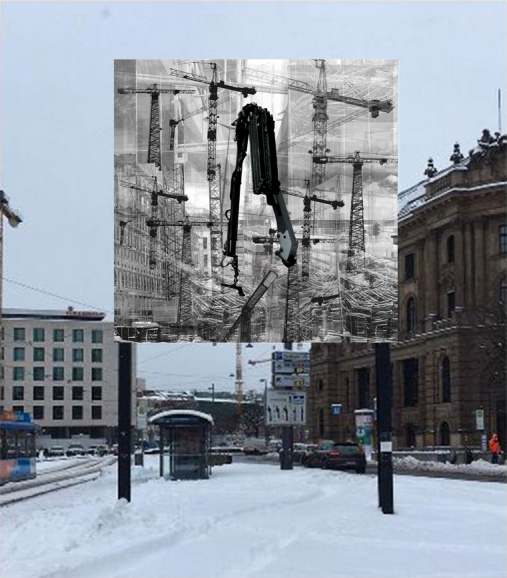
[242,65,393,116]
[117,84,196,169]
[145,218,214,331]
[221,102,298,296]
[235,343,244,417]
[168,64,256,284]
[312,151,397,272]
[120,176,188,270]
[219,270,279,342]
[281,182,344,279]
[169,93,235,151]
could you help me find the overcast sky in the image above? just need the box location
[1,2,505,392]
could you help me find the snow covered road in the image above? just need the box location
[1,459,505,578]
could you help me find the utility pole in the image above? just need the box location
[280,343,294,470]
[260,378,268,447]
[118,342,133,502]
[375,343,393,514]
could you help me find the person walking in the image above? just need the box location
[488,432,500,464]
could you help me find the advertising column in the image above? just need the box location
[355,409,374,460]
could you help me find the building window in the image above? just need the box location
[13,328,26,342]
[53,367,64,381]
[72,406,83,420]
[439,421,451,446]
[73,329,84,343]
[33,406,44,420]
[13,347,25,362]
[317,379,324,392]
[446,235,455,263]
[441,357,451,403]
[53,406,64,420]
[53,329,65,342]
[53,348,64,362]
[72,349,84,363]
[500,278,507,305]
[203,237,207,250]
[91,406,102,420]
[405,423,417,448]
[91,368,102,382]
[405,253,415,281]
[33,347,45,362]
[72,387,84,401]
[357,368,370,408]
[72,367,84,381]
[402,358,419,407]
[447,291,455,318]
[499,224,507,254]
[92,386,102,401]
[33,328,45,342]
[91,330,103,344]
[318,408,324,438]
[13,367,25,381]
[13,406,24,414]
[12,386,24,401]
[33,386,45,401]
[204,254,208,268]
[406,297,417,332]
[91,349,103,363]
[33,367,45,381]
[53,386,64,401]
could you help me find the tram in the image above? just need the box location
[0,411,37,485]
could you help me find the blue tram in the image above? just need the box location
[0,411,37,485]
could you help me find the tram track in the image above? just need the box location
[0,457,117,506]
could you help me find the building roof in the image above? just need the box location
[2,308,106,321]
[149,409,214,425]
[398,133,506,222]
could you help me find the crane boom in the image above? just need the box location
[167,67,257,98]
[222,102,298,296]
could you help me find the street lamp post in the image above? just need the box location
[260,378,268,446]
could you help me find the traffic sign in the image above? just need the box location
[273,374,310,389]
[272,351,310,363]
[331,404,342,416]
[475,409,485,431]
[266,390,307,425]
[272,359,311,375]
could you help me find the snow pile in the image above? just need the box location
[1,458,505,578]
[393,456,507,477]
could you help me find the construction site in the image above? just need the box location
[114,59,398,343]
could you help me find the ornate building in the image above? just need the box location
[308,129,507,449]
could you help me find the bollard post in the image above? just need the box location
[118,342,132,502]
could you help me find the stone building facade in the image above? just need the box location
[308,130,507,449]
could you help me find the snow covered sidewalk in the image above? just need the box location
[1,460,505,578]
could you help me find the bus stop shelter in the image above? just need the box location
[148,410,213,480]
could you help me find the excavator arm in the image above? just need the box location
[221,103,298,295]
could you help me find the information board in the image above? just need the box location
[266,390,307,425]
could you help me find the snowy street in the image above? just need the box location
[1,458,505,578]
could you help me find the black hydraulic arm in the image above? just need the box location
[222,103,298,295]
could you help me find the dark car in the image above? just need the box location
[303,441,366,473]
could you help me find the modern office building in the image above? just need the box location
[1,307,136,444]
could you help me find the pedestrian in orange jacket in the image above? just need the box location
[489,433,500,464]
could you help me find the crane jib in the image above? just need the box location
[222,103,298,296]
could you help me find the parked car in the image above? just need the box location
[302,441,366,473]
[267,439,282,453]
[66,444,86,457]
[243,438,268,455]
[111,444,119,456]
[293,443,317,464]
[47,446,66,458]
[87,445,98,455]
